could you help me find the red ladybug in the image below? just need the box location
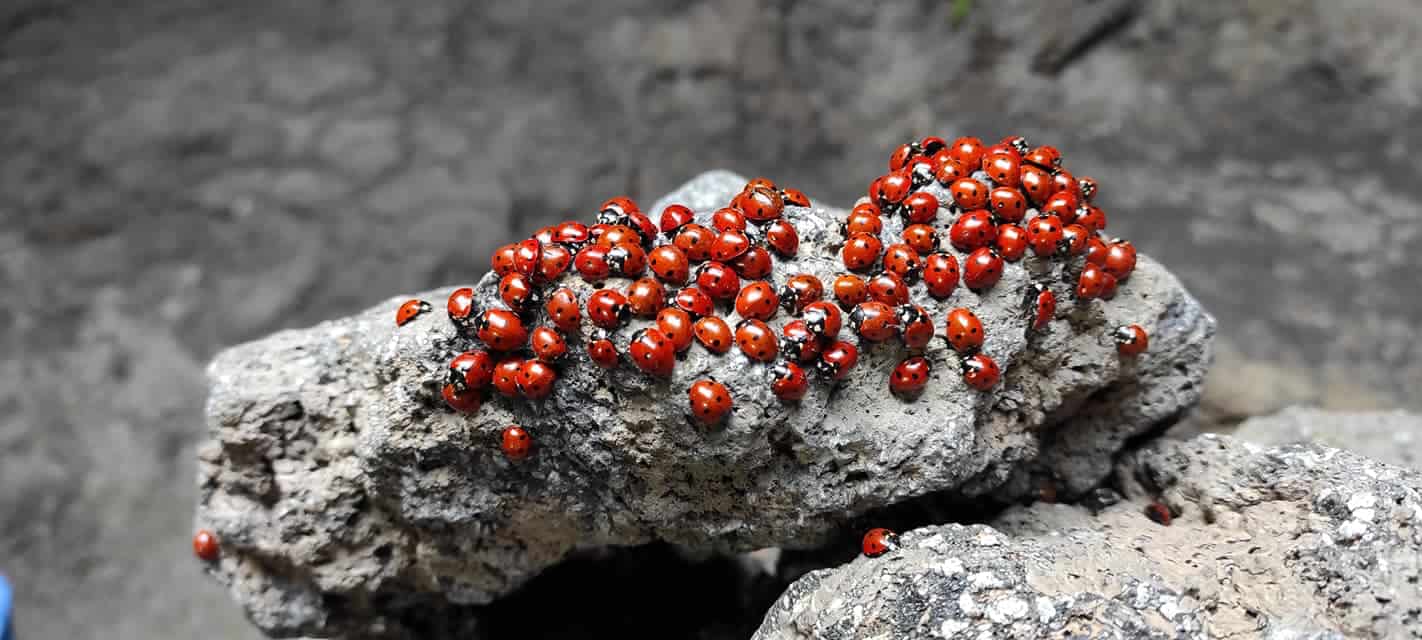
[1076,263,1109,300]
[1058,224,1089,256]
[530,327,568,363]
[801,301,843,339]
[733,186,784,222]
[1026,215,1064,257]
[1085,235,1110,266]
[674,286,715,318]
[948,136,986,168]
[499,272,537,310]
[1078,176,1099,202]
[659,204,694,233]
[1075,205,1107,233]
[918,135,947,156]
[861,527,899,558]
[735,281,780,321]
[902,224,939,254]
[442,383,483,413]
[778,274,824,315]
[881,244,922,282]
[513,238,542,276]
[587,334,620,368]
[1100,271,1120,300]
[1025,145,1062,171]
[501,426,532,460]
[544,288,581,333]
[945,307,984,354]
[922,253,960,299]
[1103,241,1137,281]
[949,209,997,251]
[898,305,934,349]
[746,177,777,191]
[995,224,1029,262]
[517,360,557,399]
[674,224,716,261]
[902,191,940,224]
[850,301,898,342]
[868,271,910,307]
[735,319,779,362]
[1019,164,1054,204]
[396,299,432,326]
[450,350,495,390]
[625,210,659,245]
[491,244,518,276]
[961,353,1000,390]
[870,171,913,206]
[478,309,528,351]
[730,246,774,280]
[890,357,931,397]
[608,242,647,277]
[933,155,972,185]
[448,287,478,334]
[688,379,733,428]
[648,244,691,284]
[693,316,734,354]
[574,245,613,282]
[888,141,918,172]
[492,357,524,397]
[600,195,640,218]
[537,243,573,282]
[818,340,860,381]
[983,149,1022,187]
[1029,285,1056,332]
[999,135,1030,154]
[843,205,884,236]
[832,274,869,309]
[712,207,748,232]
[656,307,695,353]
[988,186,1029,223]
[587,289,631,329]
[962,247,1004,292]
[193,529,221,561]
[1041,190,1080,223]
[555,220,590,246]
[771,362,809,402]
[949,178,988,210]
[904,154,937,188]
[765,219,800,257]
[629,327,677,377]
[1052,169,1080,199]
[781,187,810,208]
[779,320,822,363]
[1145,501,1173,526]
[842,232,883,271]
[712,228,751,262]
[695,261,741,301]
[1114,324,1149,356]
[626,278,666,318]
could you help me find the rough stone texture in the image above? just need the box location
[754,435,1422,639]
[1234,407,1421,471]
[196,171,1211,636]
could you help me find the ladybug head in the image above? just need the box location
[1112,325,1138,346]
[1078,178,1097,202]
[779,335,809,361]
[606,246,630,273]
[777,287,803,315]
[846,305,866,332]
[815,358,841,380]
[896,305,926,326]
[597,210,630,227]
[804,307,830,336]
[771,362,794,382]
[1005,136,1030,155]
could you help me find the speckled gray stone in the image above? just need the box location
[755,435,1422,639]
[196,171,1213,637]
[1233,406,1421,471]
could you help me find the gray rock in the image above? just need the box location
[754,435,1422,639]
[1233,407,1421,470]
[196,171,1213,636]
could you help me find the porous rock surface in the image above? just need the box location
[1234,407,1421,471]
[196,171,1213,637]
[754,434,1422,639]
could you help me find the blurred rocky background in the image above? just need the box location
[1,0,1419,638]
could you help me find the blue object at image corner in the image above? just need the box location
[1,572,12,640]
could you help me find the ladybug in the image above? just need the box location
[499,272,537,310]
[961,353,1001,390]
[447,287,478,335]
[712,207,748,232]
[574,245,613,282]
[501,425,532,460]
[1075,205,1107,233]
[626,277,667,318]
[995,224,1029,262]
[688,379,733,428]
[945,307,984,354]
[491,243,519,276]
[450,350,495,390]
[517,360,557,399]
[625,210,659,245]
[607,242,648,277]
[534,226,557,249]
[492,357,524,397]
[902,191,939,224]
[1041,190,1080,223]
[962,247,1004,292]
[1025,145,1062,171]
[735,281,780,321]
[904,155,937,188]
[1114,324,1149,356]
[544,288,581,333]
[867,271,910,307]
[897,305,934,350]
[842,205,884,236]
[396,299,432,326]
[659,204,694,233]
[861,527,899,557]
[1026,215,1064,257]
[1019,164,1054,204]
[881,244,923,282]
[870,170,913,206]
[587,289,631,329]
[1145,501,1173,526]
[746,177,777,191]
[832,274,869,309]
[513,238,543,276]
[712,228,751,262]
[949,178,988,210]
[442,383,483,413]
[1099,271,1120,300]
[1078,176,1099,202]
[765,219,800,257]
[693,316,734,354]
[779,320,822,363]
[780,187,811,208]
[555,220,591,246]
[778,274,824,315]
[477,309,528,351]
[933,155,972,185]
[629,327,677,377]
[537,243,573,282]
[587,222,613,244]
[674,224,716,261]
[902,224,939,254]
[1084,235,1110,266]
[818,340,860,381]
[771,362,809,402]
[842,232,883,272]
[1058,224,1089,256]
[1028,284,1056,332]
[988,186,1029,223]
[530,327,568,363]
[1076,263,1109,300]
[1051,168,1080,199]
[733,186,785,222]
[648,244,692,285]
[193,529,220,561]
[890,356,932,397]
[730,246,774,280]
[695,261,741,301]
[1000,135,1030,154]
[1103,241,1137,281]
[922,253,960,299]
[949,209,997,251]
[982,149,1022,187]
[947,136,986,168]
[656,307,695,353]
[735,319,779,362]
[888,141,920,171]
[600,195,640,219]
[801,301,843,339]
[918,135,948,156]
[849,301,898,342]
[587,333,620,368]
[674,286,715,318]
